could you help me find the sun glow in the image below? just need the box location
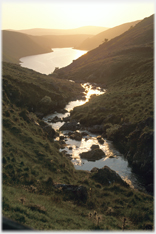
[2,1,155,30]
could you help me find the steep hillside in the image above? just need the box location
[16,26,109,36]
[60,15,153,84]
[2,31,90,64]
[75,20,140,50]
[59,15,154,193]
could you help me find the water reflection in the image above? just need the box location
[65,100,86,112]
[82,83,105,102]
[20,47,87,75]
[43,83,146,192]
[59,132,146,191]
[43,83,105,129]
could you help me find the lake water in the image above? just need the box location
[20,47,87,75]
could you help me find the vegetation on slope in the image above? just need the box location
[2,62,84,116]
[2,61,153,230]
[75,20,140,50]
[59,15,154,193]
[60,15,153,83]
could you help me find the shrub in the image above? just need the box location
[40,96,52,105]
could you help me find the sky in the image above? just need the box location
[1,0,155,30]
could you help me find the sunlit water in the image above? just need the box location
[19,49,146,192]
[43,83,145,192]
[43,83,105,129]
[20,47,87,75]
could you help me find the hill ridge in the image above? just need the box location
[60,14,154,82]
[75,19,141,50]
[15,26,109,36]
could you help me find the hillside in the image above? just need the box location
[2,31,52,64]
[60,15,153,84]
[2,30,90,64]
[75,20,140,50]
[15,26,109,36]
[2,62,154,231]
[29,34,91,51]
[58,15,154,193]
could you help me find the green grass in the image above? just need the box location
[2,62,84,116]
[60,15,154,194]
[69,58,153,190]
[70,59,153,127]
[3,182,153,230]
[2,80,154,230]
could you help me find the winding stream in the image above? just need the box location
[19,47,146,193]
[43,83,146,192]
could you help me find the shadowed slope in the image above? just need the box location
[61,15,154,194]
[75,20,140,50]
[2,31,51,63]
[60,15,153,85]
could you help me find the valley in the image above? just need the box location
[2,14,154,231]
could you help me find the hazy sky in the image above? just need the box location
[1,0,155,30]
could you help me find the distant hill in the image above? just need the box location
[15,26,109,36]
[75,20,140,50]
[29,34,91,50]
[2,31,52,63]
[2,31,91,63]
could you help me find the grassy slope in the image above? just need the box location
[2,62,153,230]
[75,20,140,50]
[60,15,153,83]
[2,62,84,115]
[59,15,154,192]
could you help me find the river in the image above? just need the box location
[19,47,146,193]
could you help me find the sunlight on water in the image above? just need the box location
[20,47,87,75]
[82,83,105,102]
[43,83,145,192]
[65,100,86,112]
[59,135,144,190]
[65,84,105,112]
[66,137,118,166]
[43,83,105,127]
[72,49,88,60]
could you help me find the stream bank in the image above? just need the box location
[43,82,148,194]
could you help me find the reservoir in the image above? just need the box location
[20,47,87,75]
